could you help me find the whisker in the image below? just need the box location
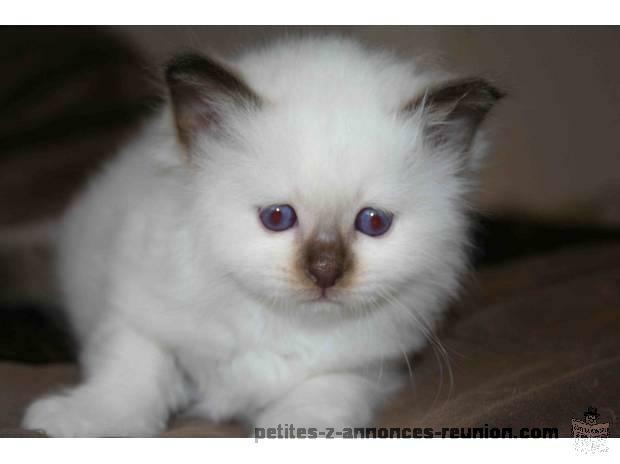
[378,285,454,411]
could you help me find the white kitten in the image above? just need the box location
[22,36,502,437]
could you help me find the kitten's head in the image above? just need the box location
[165,38,503,313]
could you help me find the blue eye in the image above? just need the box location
[355,207,393,237]
[259,204,297,231]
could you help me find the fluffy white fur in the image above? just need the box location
[23,37,495,437]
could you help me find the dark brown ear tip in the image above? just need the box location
[478,79,506,101]
[458,77,506,102]
[406,77,506,115]
[165,53,207,83]
[165,52,260,107]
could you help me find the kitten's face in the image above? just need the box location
[166,43,502,312]
[196,105,467,311]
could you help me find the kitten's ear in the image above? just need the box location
[165,53,261,148]
[403,78,504,152]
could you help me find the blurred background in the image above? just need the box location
[1,26,620,361]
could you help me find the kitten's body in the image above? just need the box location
[23,37,501,437]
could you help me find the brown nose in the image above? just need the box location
[304,233,348,289]
[307,252,344,289]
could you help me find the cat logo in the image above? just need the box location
[571,406,611,438]
[571,406,611,455]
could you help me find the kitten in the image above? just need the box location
[22,36,502,437]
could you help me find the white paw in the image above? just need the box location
[22,391,163,437]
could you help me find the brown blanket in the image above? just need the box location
[2,241,619,437]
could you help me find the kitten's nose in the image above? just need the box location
[307,252,344,289]
[303,232,349,289]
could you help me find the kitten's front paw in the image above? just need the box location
[23,394,99,437]
[22,392,163,437]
